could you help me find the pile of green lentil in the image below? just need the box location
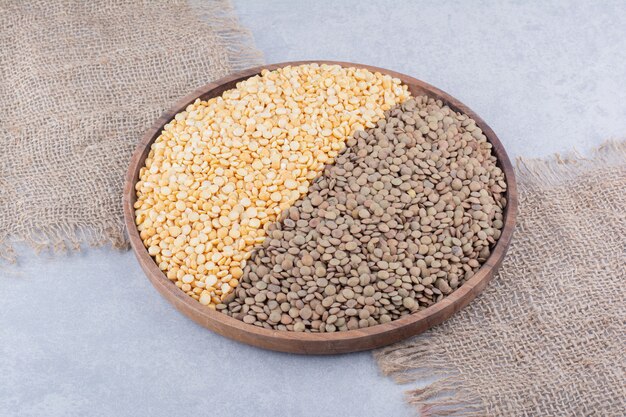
[220,96,507,332]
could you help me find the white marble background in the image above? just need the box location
[2,1,625,416]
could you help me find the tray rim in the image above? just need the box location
[122,60,518,354]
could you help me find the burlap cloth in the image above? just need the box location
[0,0,263,261]
[376,141,626,416]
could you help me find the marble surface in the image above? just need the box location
[1,249,410,417]
[2,1,625,416]
[234,0,626,159]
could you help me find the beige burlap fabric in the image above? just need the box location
[376,141,626,416]
[0,0,263,261]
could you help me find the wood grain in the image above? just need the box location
[122,61,518,354]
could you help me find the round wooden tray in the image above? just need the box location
[123,61,517,354]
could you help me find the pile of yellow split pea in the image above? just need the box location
[134,63,412,307]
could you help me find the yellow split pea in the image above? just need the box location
[134,64,410,306]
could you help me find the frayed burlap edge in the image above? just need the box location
[374,140,626,417]
[189,0,264,73]
[0,0,264,263]
[374,335,487,417]
[516,140,626,187]
[0,220,129,264]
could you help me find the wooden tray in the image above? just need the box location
[123,61,518,354]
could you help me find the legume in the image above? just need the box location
[134,64,409,307]
[221,96,506,331]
